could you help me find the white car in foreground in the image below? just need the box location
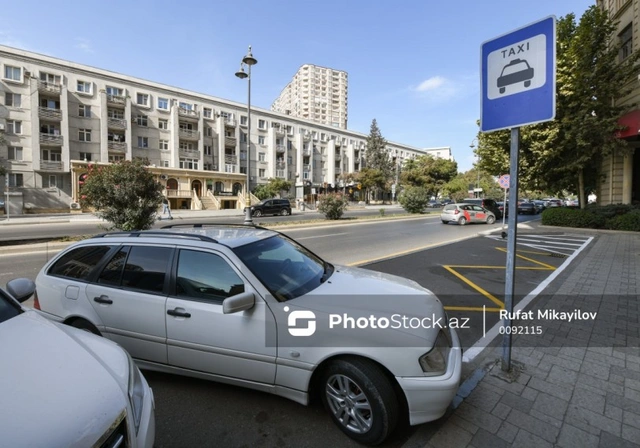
[34,224,462,445]
[0,278,155,448]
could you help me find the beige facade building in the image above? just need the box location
[596,0,639,205]
[271,64,348,129]
[0,46,427,213]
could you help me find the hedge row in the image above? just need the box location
[541,204,640,231]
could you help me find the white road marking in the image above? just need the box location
[296,232,349,240]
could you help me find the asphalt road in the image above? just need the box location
[2,214,560,448]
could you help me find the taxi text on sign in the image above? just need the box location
[481,16,556,132]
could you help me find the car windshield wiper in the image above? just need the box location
[320,262,333,283]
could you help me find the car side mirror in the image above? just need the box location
[6,278,36,303]
[223,291,255,314]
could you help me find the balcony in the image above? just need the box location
[276,145,286,154]
[335,168,342,175]
[302,148,311,156]
[273,125,285,136]
[276,170,286,179]
[167,189,193,198]
[179,149,200,158]
[40,161,64,171]
[225,155,237,164]
[303,164,311,172]
[276,161,286,169]
[303,133,311,141]
[108,118,127,129]
[225,136,237,147]
[38,80,61,95]
[334,153,341,161]
[38,107,62,121]
[40,133,63,146]
[178,107,199,120]
[107,94,126,107]
[224,117,236,127]
[108,141,127,153]
[179,129,200,140]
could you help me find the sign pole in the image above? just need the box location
[503,188,507,227]
[502,127,520,371]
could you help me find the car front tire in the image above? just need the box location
[253,209,262,217]
[458,216,467,226]
[281,208,290,216]
[320,359,398,446]
[486,215,496,225]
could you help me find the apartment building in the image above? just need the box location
[596,0,639,205]
[271,64,348,129]
[422,146,454,161]
[0,45,428,213]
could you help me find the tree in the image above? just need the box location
[79,160,163,231]
[253,178,292,200]
[398,186,430,213]
[317,193,349,220]
[364,119,394,201]
[401,155,458,198]
[476,7,640,206]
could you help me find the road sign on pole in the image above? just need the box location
[480,16,556,372]
[498,174,510,189]
[481,16,556,132]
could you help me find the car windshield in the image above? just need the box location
[0,289,22,324]
[232,234,332,301]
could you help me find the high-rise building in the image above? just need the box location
[271,64,348,129]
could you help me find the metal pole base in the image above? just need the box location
[244,208,253,225]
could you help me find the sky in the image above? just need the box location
[0,0,595,172]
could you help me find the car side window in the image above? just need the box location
[472,205,484,212]
[48,245,113,281]
[176,250,245,303]
[120,246,173,294]
[97,247,129,286]
[264,201,272,207]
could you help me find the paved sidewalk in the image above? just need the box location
[427,232,640,448]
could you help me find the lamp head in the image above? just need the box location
[235,64,248,79]
[243,45,257,66]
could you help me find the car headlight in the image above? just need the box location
[419,329,451,376]
[127,353,145,435]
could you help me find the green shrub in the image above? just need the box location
[606,209,640,231]
[379,208,385,217]
[398,186,429,214]
[585,203,636,220]
[541,208,605,228]
[317,193,349,220]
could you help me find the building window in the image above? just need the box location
[203,107,212,118]
[77,81,92,94]
[204,145,212,155]
[205,127,213,137]
[108,109,124,119]
[9,173,23,187]
[42,150,62,161]
[620,24,633,61]
[5,92,21,107]
[258,119,266,129]
[158,119,168,130]
[79,152,92,161]
[135,115,148,126]
[179,101,193,111]
[109,154,125,162]
[8,146,22,161]
[78,104,91,118]
[137,136,149,148]
[240,167,247,174]
[160,140,169,150]
[240,116,248,126]
[137,93,150,107]
[79,129,92,142]
[40,98,60,110]
[259,152,266,162]
[240,132,247,143]
[4,65,21,81]
[158,97,169,110]
[259,169,266,178]
[49,175,59,188]
[7,120,21,134]
[286,125,293,135]
[179,122,194,131]
[258,136,265,145]
[179,141,194,150]
[106,86,123,96]
[179,158,199,170]
[40,72,60,84]
[162,160,169,168]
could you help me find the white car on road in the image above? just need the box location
[34,224,461,445]
[0,278,155,448]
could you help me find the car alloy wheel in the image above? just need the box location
[320,359,397,445]
[253,209,262,217]
[486,215,496,225]
[280,208,290,216]
[458,216,467,226]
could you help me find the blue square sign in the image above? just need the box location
[481,16,556,132]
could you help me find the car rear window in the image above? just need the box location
[444,204,457,211]
[48,245,114,281]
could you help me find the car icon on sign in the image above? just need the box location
[497,58,534,94]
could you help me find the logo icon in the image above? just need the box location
[285,306,316,337]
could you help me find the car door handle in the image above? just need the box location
[167,308,191,318]
[93,295,113,305]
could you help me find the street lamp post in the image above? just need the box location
[235,46,258,225]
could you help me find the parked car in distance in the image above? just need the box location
[546,199,563,208]
[462,198,503,219]
[440,198,453,206]
[33,224,462,446]
[246,198,292,217]
[497,201,509,218]
[427,200,441,208]
[1,278,155,448]
[533,200,546,213]
[517,201,537,215]
[441,203,496,225]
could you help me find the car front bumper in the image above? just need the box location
[133,377,156,448]
[396,328,462,426]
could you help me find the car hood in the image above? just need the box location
[273,265,446,348]
[0,310,128,448]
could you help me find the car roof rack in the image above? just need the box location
[91,230,218,243]
[160,222,270,231]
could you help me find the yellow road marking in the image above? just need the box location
[346,237,471,266]
[442,265,504,308]
[444,265,553,270]
[494,247,556,270]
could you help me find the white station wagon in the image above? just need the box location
[34,224,462,445]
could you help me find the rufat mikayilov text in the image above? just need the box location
[500,309,597,323]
